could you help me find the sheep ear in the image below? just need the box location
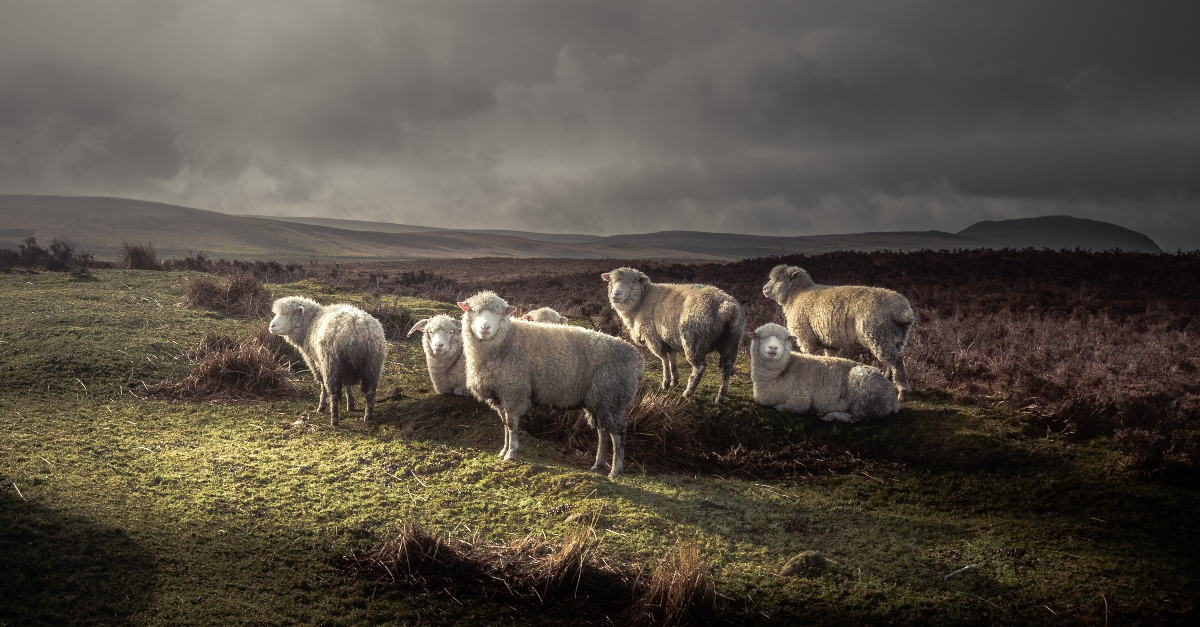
[407,319,430,336]
[637,275,650,284]
[787,335,799,345]
[601,273,611,281]
[521,314,532,320]
[504,306,519,316]
[457,301,470,312]
[745,331,758,340]
[788,270,801,280]
[559,316,568,323]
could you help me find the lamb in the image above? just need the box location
[268,296,387,426]
[521,307,568,324]
[762,264,915,400]
[458,291,644,478]
[602,267,745,403]
[406,314,469,396]
[747,323,900,422]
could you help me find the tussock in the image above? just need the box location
[181,273,273,318]
[149,324,299,401]
[120,242,159,270]
[337,521,635,605]
[628,539,715,627]
[361,297,416,341]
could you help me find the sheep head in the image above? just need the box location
[458,291,517,341]
[409,314,462,356]
[763,265,815,304]
[269,296,320,338]
[602,267,650,307]
[747,323,796,362]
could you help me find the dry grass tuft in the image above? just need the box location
[337,518,635,606]
[119,242,159,270]
[181,273,273,318]
[628,539,715,627]
[149,324,298,401]
[360,296,417,341]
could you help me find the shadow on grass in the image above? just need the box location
[0,491,157,625]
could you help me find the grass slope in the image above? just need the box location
[1,270,1197,625]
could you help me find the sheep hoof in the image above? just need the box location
[590,463,608,473]
[897,389,908,402]
[607,468,623,479]
[502,451,518,462]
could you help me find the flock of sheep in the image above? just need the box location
[267,264,915,478]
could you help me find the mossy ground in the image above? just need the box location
[1,270,1197,625]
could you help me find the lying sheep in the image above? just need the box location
[521,307,568,324]
[269,296,387,426]
[762,264,915,400]
[747,323,900,422]
[458,291,644,478]
[407,314,469,396]
[603,267,745,403]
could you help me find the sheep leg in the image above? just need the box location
[665,351,679,389]
[503,412,522,462]
[890,358,910,402]
[646,343,674,390]
[498,411,511,458]
[607,429,625,479]
[681,350,707,399]
[820,411,856,423]
[360,381,376,422]
[345,387,357,412]
[316,380,328,413]
[591,427,612,473]
[328,380,342,427]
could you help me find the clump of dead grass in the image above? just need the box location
[628,539,715,627]
[360,296,417,341]
[149,324,298,401]
[120,242,159,270]
[180,273,273,318]
[337,520,634,606]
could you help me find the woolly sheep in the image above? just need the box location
[458,291,644,478]
[762,264,915,400]
[406,314,469,396]
[747,323,900,422]
[603,267,745,403]
[269,296,387,426]
[521,307,568,324]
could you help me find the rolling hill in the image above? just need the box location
[0,195,1163,261]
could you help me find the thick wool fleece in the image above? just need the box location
[269,296,387,426]
[604,267,745,403]
[407,314,468,396]
[748,323,900,423]
[460,290,644,478]
[762,264,915,399]
[522,307,566,324]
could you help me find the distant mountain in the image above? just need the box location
[957,215,1161,253]
[4,195,1159,261]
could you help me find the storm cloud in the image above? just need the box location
[2,0,1198,248]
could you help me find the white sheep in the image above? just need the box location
[458,291,644,478]
[747,323,900,422]
[762,264,915,400]
[269,296,387,426]
[521,307,568,324]
[603,267,745,403]
[406,314,469,396]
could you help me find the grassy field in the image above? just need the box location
[2,269,1198,625]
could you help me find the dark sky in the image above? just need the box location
[2,1,1198,248]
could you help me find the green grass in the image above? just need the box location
[1,269,1197,625]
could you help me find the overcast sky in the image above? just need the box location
[1,1,1198,248]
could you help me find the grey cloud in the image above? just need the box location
[0,0,1198,249]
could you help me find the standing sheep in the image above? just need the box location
[747,323,900,422]
[407,314,469,396]
[762,264,915,400]
[603,267,745,403]
[458,291,644,478]
[521,307,568,324]
[269,296,387,426]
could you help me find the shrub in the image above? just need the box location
[181,274,273,318]
[149,325,298,401]
[120,242,159,270]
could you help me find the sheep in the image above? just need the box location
[458,290,644,478]
[602,267,745,403]
[268,296,387,426]
[747,323,900,422]
[406,314,469,396]
[762,264,915,401]
[521,307,568,324]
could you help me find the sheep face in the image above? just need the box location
[408,315,460,356]
[269,296,319,337]
[747,323,796,362]
[522,307,567,324]
[762,265,815,304]
[458,291,517,341]
[602,267,650,306]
